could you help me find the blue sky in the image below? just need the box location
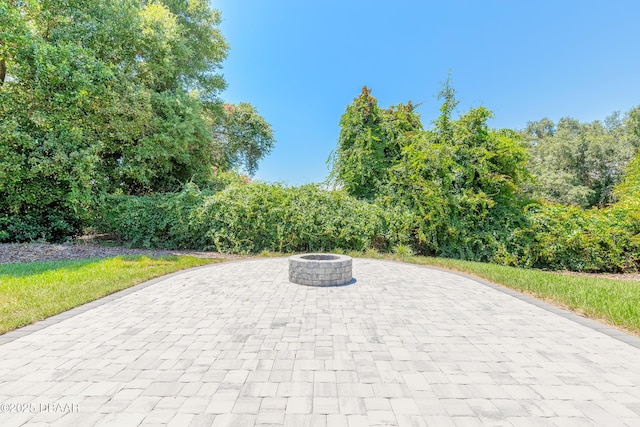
[214,0,640,186]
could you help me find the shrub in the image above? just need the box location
[194,183,388,253]
[506,202,640,272]
[504,154,640,272]
[0,210,79,243]
[94,152,640,272]
[96,182,413,254]
[392,244,414,260]
[95,183,210,249]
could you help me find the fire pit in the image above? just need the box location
[289,253,353,287]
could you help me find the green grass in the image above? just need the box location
[0,255,220,334]
[380,253,640,336]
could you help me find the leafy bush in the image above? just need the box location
[95,175,640,272]
[504,153,640,272]
[392,244,414,260]
[509,203,639,272]
[96,181,412,253]
[95,183,210,249]
[195,184,386,253]
[0,210,79,243]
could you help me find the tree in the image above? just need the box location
[388,80,530,259]
[329,81,530,260]
[328,86,422,199]
[213,103,275,176]
[522,108,640,208]
[0,0,273,242]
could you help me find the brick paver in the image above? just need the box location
[1,258,640,426]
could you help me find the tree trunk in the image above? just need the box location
[0,59,5,85]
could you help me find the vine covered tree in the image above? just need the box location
[329,86,422,199]
[389,80,530,259]
[330,81,530,260]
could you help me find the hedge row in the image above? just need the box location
[501,202,640,272]
[96,181,640,272]
[96,182,412,254]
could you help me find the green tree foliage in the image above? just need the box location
[331,82,531,262]
[501,147,640,273]
[615,151,640,200]
[213,103,275,175]
[522,108,640,208]
[397,83,530,260]
[0,0,26,86]
[328,86,422,199]
[613,152,640,248]
[0,0,274,242]
[514,202,640,272]
[91,76,640,272]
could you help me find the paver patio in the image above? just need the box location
[1,257,639,426]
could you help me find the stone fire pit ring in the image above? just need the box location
[289,253,353,287]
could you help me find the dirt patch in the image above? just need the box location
[0,242,246,265]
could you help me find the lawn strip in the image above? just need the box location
[401,255,640,336]
[0,255,220,334]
